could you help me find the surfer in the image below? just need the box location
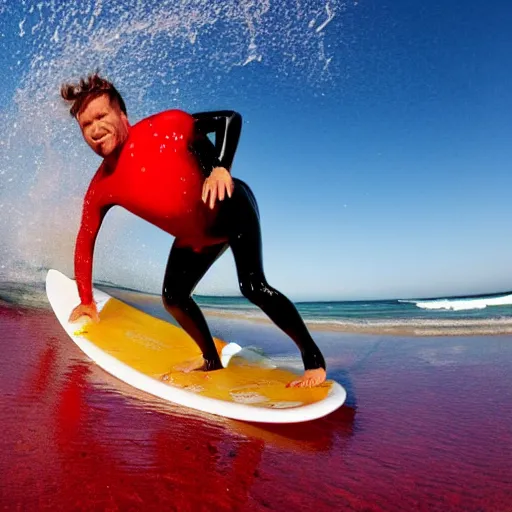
[61,73,326,388]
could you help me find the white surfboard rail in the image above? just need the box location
[45,269,346,424]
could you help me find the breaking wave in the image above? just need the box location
[401,294,512,312]
[0,0,351,288]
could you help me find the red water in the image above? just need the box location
[1,303,511,511]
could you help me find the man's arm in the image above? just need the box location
[74,171,112,306]
[191,110,242,175]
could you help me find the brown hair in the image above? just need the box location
[60,72,127,118]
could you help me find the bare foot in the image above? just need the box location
[161,356,223,382]
[174,356,210,374]
[286,368,327,388]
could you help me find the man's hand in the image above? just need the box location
[68,302,100,324]
[202,167,234,209]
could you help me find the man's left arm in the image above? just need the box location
[190,110,242,209]
[192,110,242,171]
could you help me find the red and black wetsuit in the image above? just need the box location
[75,109,325,372]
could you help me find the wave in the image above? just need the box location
[0,0,347,289]
[402,294,512,312]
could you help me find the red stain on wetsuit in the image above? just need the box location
[75,110,225,304]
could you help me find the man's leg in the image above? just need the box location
[223,181,327,387]
[162,240,228,372]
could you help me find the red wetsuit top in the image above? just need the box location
[75,109,241,305]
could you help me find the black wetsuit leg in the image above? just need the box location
[160,110,239,371]
[168,109,325,372]
[217,179,326,372]
[162,241,228,370]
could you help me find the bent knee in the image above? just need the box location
[162,285,189,309]
[239,278,274,303]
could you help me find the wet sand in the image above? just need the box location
[1,302,512,511]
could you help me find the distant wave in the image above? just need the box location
[401,294,512,311]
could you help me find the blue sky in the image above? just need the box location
[1,0,512,300]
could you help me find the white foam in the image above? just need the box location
[411,295,512,311]
[0,0,348,287]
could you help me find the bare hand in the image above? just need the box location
[68,302,100,324]
[202,167,234,209]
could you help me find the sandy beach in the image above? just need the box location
[203,307,512,337]
[1,299,511,511]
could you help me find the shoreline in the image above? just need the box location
[201,307,512,337]
[2,288,512,338]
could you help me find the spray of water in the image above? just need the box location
[0,0,352,291]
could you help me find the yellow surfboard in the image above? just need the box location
[46,269,346,423]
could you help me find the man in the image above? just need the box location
[62,73,326,388]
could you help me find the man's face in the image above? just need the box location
[77,94,129,158]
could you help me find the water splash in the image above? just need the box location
[0,0,353,290]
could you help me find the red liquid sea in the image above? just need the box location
[1,303,511,511]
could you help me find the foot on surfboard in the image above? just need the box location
[161,356,223,381]
[286,368,327,388]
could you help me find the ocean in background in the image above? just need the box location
[3,278,512,336]
[192,289,512,335]
[195,291,512,319]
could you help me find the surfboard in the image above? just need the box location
[45,269,346,423]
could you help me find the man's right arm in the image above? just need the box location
[74,171,112,306]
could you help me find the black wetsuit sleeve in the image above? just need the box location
[190,110,242,176]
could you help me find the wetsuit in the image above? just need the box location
[75,109,325,372]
